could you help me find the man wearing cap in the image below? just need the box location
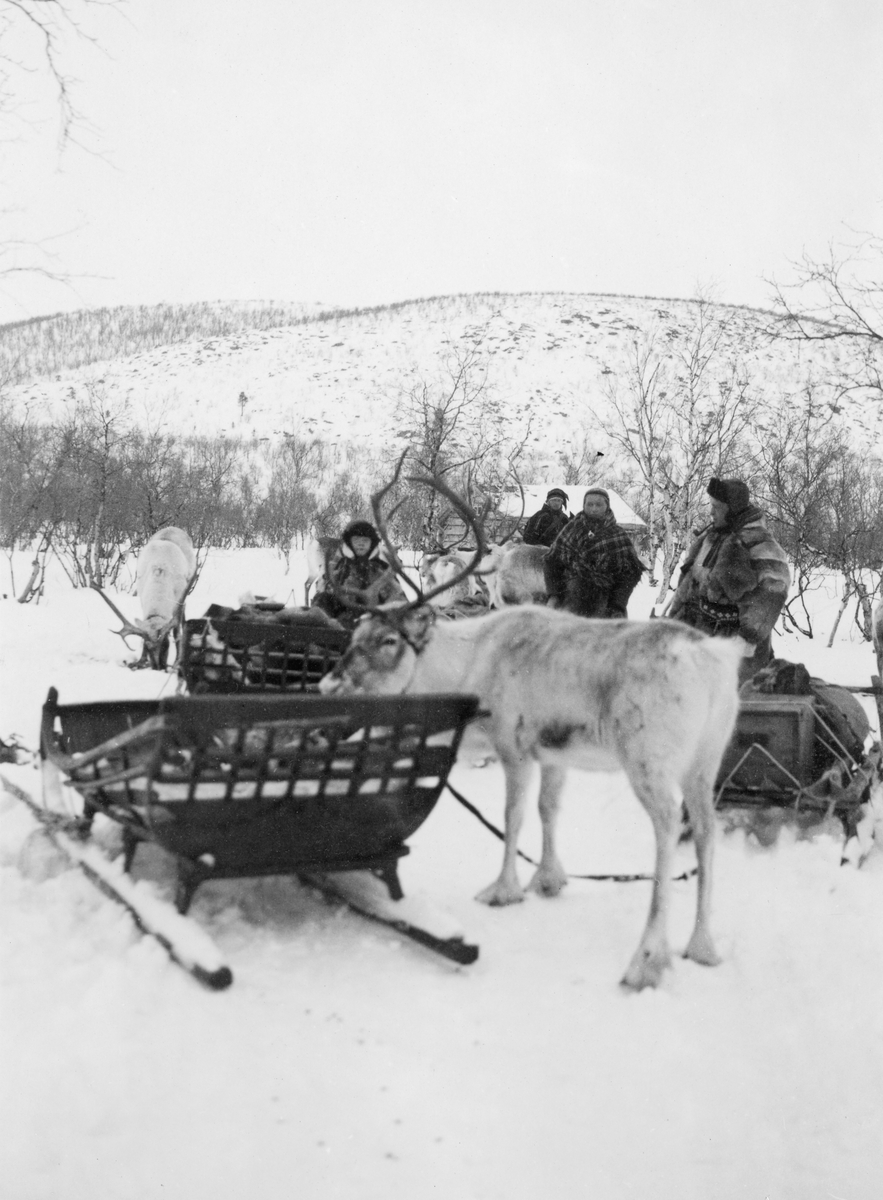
[668,478,790,680]
[311,519,405,629]
[522,488,572,547]
[543,487,645,618]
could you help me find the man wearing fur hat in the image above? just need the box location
[668,478,790,680]
[311,520,405,629]
[523,488,572,547]
[543,487,645,618]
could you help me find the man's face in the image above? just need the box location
[350,536,373,557]
[547,496,564,511]
[709,499,729,530]
[582,494,608,520]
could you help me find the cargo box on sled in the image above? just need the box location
[715,691,877,833]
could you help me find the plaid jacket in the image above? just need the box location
[545,511,644,597]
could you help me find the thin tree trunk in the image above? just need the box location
[827,588,852,648]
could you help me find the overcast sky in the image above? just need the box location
[2,0,881,323]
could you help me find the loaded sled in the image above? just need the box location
[715,659,880,840]
[38,684,481,986]
[178,605,350,695]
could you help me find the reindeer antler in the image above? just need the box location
[400,472,490,608]
[90,583,148,648]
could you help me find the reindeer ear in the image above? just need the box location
[399,606,436,651]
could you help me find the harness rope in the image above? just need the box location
[443,780,698,884]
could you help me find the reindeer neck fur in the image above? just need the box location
[404,606,566,696]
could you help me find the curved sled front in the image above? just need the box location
[40,689,479,915]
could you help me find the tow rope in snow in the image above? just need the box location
[443,781,698,884]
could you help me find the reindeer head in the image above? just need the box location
[90,585,177,670]
[319,605,436,696]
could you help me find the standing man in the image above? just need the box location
[522,488,571,547]
[543,487,645,618]
[668,478,790,681]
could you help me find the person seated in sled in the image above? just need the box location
[310,520,405,629]
[542,487,645,618]
[668,477,790,683]
[522,488,572,547]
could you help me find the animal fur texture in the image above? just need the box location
[321,604,742,988]
[134,527,196,668]
[419,551,487,609]
[479,543,549,607]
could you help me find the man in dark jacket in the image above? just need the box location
[668,477,790,681]
[522,488,571,547]
[311,520,405,629]
[543,488,645,618]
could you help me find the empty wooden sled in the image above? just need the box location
[39,687,480,963]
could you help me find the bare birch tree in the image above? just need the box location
[601,301,759,605]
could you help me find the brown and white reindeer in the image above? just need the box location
[320,470,743,989]
[92,527,196,669]
[479,541,549,607]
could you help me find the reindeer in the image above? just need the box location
[303,535,340,606]
[479,542,549,607]
[319,469,742,989]
[419,550,488,612]
[92,527,196,669]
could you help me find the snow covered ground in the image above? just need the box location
[1,550,882,1200]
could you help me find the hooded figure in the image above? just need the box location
[543,487,645,618]
[310,520,405,629]
[522,488,572,547]
[668,478,790,681]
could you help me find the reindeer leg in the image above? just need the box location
[681,772,721,969]
[621,782,682,989]
[475,757,533,906]
[527,764,568,897]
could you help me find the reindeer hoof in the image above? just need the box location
[527,868,568,897]
[621,946,672,990]
[683,929,722,968]
[475,880,525,906]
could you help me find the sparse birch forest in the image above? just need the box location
[2,239,882,639]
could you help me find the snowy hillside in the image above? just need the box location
[4,293,881,469]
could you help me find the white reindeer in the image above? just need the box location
[419,550,488,611]
[92,527,196,669]
[321,604,741,988]
[302,535,339,606]
[318,465,741,988]
[479,542,549,607]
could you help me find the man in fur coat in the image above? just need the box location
[522,488,572,547]
[311,520,404,629]
[668,478,790,681]
[543,487,645,618]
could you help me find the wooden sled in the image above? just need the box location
[39,687,481,970]
[715,691,877,837]
[178,610,350,695]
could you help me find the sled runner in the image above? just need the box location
[178,610,351,695]
[38,687,481,980]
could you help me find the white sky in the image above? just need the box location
[2,0,881,322]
